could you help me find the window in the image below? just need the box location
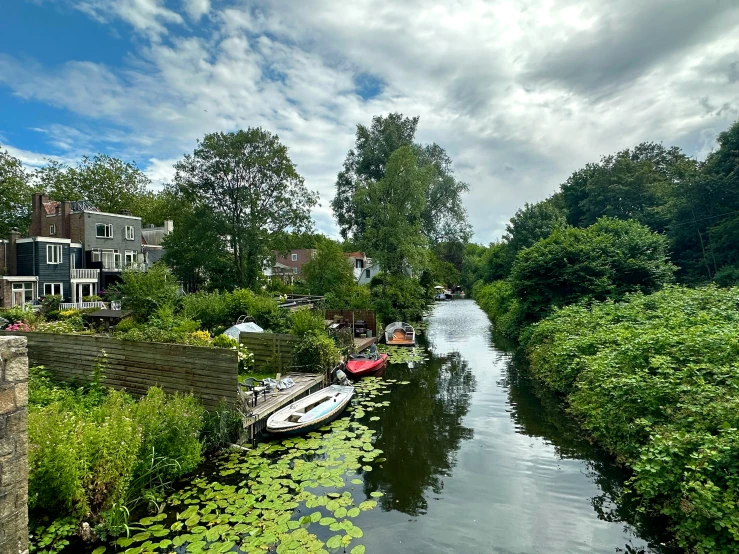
[46,244,62,264]
[293,267,298,274]
[124,250,137,266]
[291,253,298,261]
[311,250,317,259]
[43,283,62,296]
[96,223,113,238]
[355,259,364,269]
[12,282,34,307]
[365,269,371,279]
[125,226,135,240]
[94,249,120,269]
[49,224,56,235]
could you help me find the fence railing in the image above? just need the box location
[59,301,108,310]
[71,268,100,280]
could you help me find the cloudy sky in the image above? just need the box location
[1,0,738,243]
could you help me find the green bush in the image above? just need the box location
[82,295,102,302]
[526,285,739,552]
[370,274,427,325]
[211,333,238,348]
[41,295,62,312]
[108,264,180,322]
[180,290,232,330]
[114,316,137,333]
[288,308,326,336]
[473,280,524,339]
[292,331,340,373]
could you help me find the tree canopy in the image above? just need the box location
[0,148,35,237]
[301,241,355,296]
[172,128,318,289]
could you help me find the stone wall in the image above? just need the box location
[0,336,29,554]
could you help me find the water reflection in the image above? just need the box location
[363,347,476,516]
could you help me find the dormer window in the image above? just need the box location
[356,259,364,269]
[49,224,56,236]
[96,223,113,238]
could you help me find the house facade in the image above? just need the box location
[345,252,381,285]
[29,194,143,290]
[270,249,317,281]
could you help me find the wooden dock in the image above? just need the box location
[354,336,377,352]
[240,372,326,440]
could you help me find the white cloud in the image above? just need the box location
[4,0,739,242]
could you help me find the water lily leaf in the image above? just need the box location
[347,507,360,518]
[333,507,347,518]
[91,547,106,554]
[319,517,336,526]
[326,535,342,549]
[310,511,322,523]
[369,416,380,421]
[116,537,133,547]
[370,491,384,498]
[348,526,364,538]
[350,546,366,554]
[350,479,363,485]
[358,500,377,511]
[362,466,372,471]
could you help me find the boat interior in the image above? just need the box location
[386,323,415,345]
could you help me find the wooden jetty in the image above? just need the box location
[241,372,326,440]
[354,336,376,352]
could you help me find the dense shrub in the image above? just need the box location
[370,274,427,325]
[473,280,524,339]
[288,308,326,336]
[108,264,180,322]
[41,295,62,312]
[292,331,341,373]
[29,378,206,532]
[211,333,238,348]
[180,290,232,330]
[511,217,675,324]
[526,285,739,552]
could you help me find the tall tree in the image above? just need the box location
[35,154,150,214]
[355,146,431,277]
[173,129,318,288]
[504,198,566,257]
[0,148,35,237]
[332,113,470,245]
[302,240,355,295]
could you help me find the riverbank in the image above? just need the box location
[481,285,739,553]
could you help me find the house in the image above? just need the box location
[268,249,317,283]
[141,219,174,265]
[29,194,144,290]
[345,252,381,285]
[0,230,99,308]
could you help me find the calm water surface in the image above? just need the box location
[352,299,662,553]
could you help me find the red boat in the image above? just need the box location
[345,353,389,379]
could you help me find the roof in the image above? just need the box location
[141,228,168,246]
[344,252,366,259]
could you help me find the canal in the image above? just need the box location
[113,299,667,553]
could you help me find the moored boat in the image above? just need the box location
[266,384,354,436]
[384,321,416,346]
[346,352,389,378]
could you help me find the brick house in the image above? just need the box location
[267,249,317,283]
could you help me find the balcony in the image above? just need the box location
[71,268,100,280]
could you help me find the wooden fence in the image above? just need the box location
[239,332,300,373]
[324,309,377,337]
[8,332,238,409]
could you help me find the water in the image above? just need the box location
[351,299,663,553]
[97,299,669,553]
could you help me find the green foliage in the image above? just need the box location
[173,128,318,288]
[292,331,341,373]
[302,240,355,296]
[510,217,675,324]
[108,264,180,322]
[35,154,150,215]
[504,199,566,258]
[289,308,326,337]
[473,280,524,340]
[370,274,427,325]
[0,146,35,238]
[41,295,62,312]
[211,333,238,349]
[526,286,739,552]
[29,371,207,536]
[715,265,739,287]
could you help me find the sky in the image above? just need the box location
[1,0,738,243]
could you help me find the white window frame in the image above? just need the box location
[365,268,371,279]
[96,223,113,238]
[43,283,62,296]
[125,226,135,240]
[12,282,35,307]
[49,224,56,236]
[291,253,298,261]
[46,244,62,264]
[124,250,137,266]
[292,267,298,274]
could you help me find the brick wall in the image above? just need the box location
[0,336,29,554]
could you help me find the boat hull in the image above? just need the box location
[266,385,354,436]
[346,353,388,378]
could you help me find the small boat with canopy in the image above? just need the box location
[384,321,416,346]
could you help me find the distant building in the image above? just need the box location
[267,249,317,283]
[344,252,381,285]
[141,219,174,265]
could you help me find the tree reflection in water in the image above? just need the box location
[362,341,476,516]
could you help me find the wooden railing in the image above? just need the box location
[71,268,99,280]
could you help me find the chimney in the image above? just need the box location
[164,219,174,234]
[7,228,19,276]
[30,193,48,237]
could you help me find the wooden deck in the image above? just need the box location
[354,336,377,352]
[240,372,326,440]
